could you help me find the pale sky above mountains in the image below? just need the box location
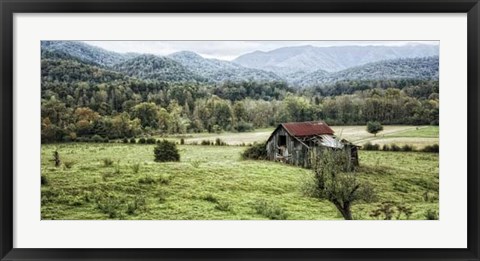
[84,41,439,61]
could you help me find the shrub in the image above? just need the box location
[132,163,140,174]
[146,138,156,144]
[154,188,167,203]
[41,175,48,185]
[138,175,156,185]
[390,144,401,151]
[180,138,185,145]
[53,149,61,167]
[103,137,110,143]
[382,145,390,151]
[422,144,439,153]
[103,158,114,167]
[201,194,218,204]
[401,144,414,152]
[154,140,180,162]
[241,142,267,160]
[63,160,75,169]
[362,142,380,151]
[253,200,288,220]
[201,140,211,146]
[138,138,146,144]
[126,197,147,215]
[130,138,136,144]
[215,201,232,212]
[215,138,226,146]
[158,175,171,185]
[235,121,254,132]
[123,137,129,143]
[91,134,103,143]
[425,209,439,220]
[95,195,122,219]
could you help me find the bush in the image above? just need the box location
[215,201,232,212]
[123,137,129,143]
[41,175,48,186]
[425,209,439,220]
[180,138,185,145]
[103,158,114,167]
[146,138,156,144]
[158,175,171,185]
[201,194,218,204]
[253,200,288,220]
[235,121,254,132]
[130,138,136,144]
[401,144,414,152]
[390,144,401,151]
[382,145,390,151]
[103,137,110,143]
[215,138,226,146]
[201,140,211,146]
[91,134,104,143]
[241,142,267,160]
[63,160,75,169]
[154,140,180,162]
[422,144,439,153]
[138,138,146,144]
[138,175,156,185]
[132,163,140,174]
[362,142,380,151]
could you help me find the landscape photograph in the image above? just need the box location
[41,40,439,220]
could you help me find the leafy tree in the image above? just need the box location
[154,140,180,162]
[130,102,159,128]
[308,149,375,220]
[367,121,383,136]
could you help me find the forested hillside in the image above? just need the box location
[41,41,439,143]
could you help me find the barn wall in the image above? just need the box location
[266,127,310,167]
[266,126,359,169]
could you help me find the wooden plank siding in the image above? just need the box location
[266,125,359,169]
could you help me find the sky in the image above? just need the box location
[84,40,439,61]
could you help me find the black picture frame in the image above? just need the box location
[1,0,479,260]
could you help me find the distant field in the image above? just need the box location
[41,143,438,220]
[163,125,439,149]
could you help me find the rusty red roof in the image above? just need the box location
[281,121,334,137]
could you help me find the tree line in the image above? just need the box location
[41,58,439,143]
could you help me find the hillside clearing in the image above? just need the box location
[41,143,438,220]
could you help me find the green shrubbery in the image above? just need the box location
[253,200,288,220]
[364,143,438,153]
[154,140,180,162]
[241,142,267,160]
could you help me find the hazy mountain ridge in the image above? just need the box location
[41,41,138,67]
[168,51,283,83]
[233,44,439,77]
[41,41,439,88]
[297,56,439,87]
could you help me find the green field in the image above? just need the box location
[41,140,439,220]
[166,125,439,149]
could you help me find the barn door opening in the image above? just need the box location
[278,135,286,146]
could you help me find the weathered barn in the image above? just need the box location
[266,121,359,169]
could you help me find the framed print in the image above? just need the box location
[1,0,479,260]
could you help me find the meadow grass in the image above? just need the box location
[41,143,438,220]
[159,125,439,149]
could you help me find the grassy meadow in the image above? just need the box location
[41,126,439,220]
[167,125,439,149]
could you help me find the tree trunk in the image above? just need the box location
[334,201,353,220]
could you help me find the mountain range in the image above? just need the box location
[41,41,439,88]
